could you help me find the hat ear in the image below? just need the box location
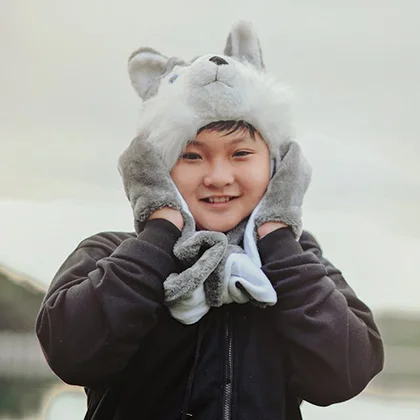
[224,21,264,70]
[128,47,168,99]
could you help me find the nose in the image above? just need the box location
[209,56,228,66]
[203,161,234,188]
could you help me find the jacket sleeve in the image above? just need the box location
[257,228,384,406]
[36,220,181,388]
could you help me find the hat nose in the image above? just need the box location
[209,56,228,66]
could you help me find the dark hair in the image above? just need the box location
[197,120,257,139]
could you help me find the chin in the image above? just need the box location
[197,220,239,233]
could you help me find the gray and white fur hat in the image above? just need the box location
[127,20,293,168]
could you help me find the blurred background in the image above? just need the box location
[1,0,419,418]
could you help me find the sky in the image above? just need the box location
[0,0,419,314]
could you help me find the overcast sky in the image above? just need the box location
[0,0,419,314]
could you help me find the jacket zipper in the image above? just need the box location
[223,310,233,420]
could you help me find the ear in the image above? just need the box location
[224,21,264,70]
[128,47,168,99]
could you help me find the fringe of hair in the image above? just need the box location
[197,120,257,139]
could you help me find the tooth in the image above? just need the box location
[207,197,232,203]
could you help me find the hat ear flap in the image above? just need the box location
[128,47,168,99]
[224,21,264,70]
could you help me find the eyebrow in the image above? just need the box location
[189,137,250,148]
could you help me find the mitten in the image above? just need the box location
[118,134,191,234]
[253,141,311,240]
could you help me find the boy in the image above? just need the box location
[36,119,383,419]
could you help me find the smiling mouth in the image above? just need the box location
[201,196,238,204]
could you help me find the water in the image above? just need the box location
[302,396,420,419]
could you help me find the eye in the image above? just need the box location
[168,74,178,84]
[181,152,202,160]
[233,150,252,157]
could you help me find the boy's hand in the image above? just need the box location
[148,207,184,231]
[118,136,185,233]
[257,221,288,239]
[254,141,311,239]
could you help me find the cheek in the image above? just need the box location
[242,165,270,193]
[170,165,198,195]
[253,176,270,198]
[256,157,271,190]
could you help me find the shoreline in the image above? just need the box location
[363,385,420,401]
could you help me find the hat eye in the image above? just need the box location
[168,74,178,84]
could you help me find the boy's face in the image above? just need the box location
[170,128,271,232]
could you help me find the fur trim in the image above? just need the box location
[137,58,293,169]
[127,21,293,169]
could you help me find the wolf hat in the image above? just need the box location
[127,20,293,168]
